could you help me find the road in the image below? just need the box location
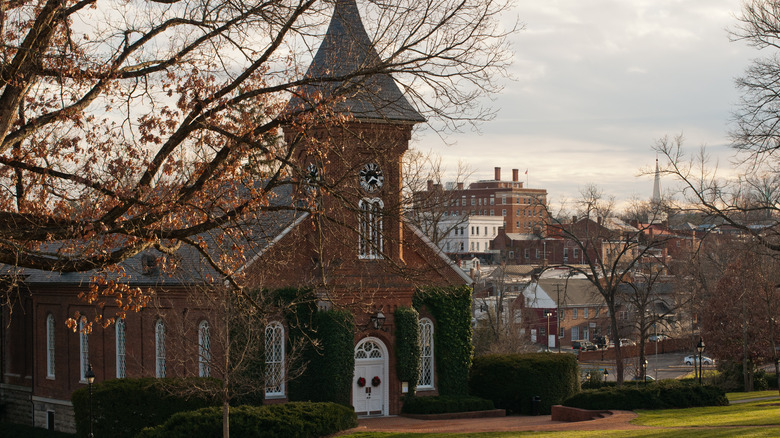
[579,351,716,382]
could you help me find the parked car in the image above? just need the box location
[684,355,715,365]
[630,375,656,382]
[619,338,636,347]
[648,334,670,342]
[571,340,597,351]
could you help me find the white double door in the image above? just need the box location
[353,338,388,416]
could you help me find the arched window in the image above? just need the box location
[264,321,285,397]
[198,320,210,377]
[79,317,89,382]
[358,198,383,259]
[116,319,126,378]
[46,314,55,379]
[155,319,165,378]
[418,318,434,389]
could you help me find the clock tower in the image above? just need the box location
[284,0,424,264]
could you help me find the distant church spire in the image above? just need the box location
[652,158,661,203]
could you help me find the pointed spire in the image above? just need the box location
[289,0,424,123]
[652,158,661,203]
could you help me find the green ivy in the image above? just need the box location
[279,288,355,405]
[413,285,473,396]
[394,306,421,394]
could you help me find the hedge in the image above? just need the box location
[394,306,421,393]
[136,402,357,438]
[71,377,221,438]
[413,285,473,396]
[562,381,729,410]
[401,395,494,415]
[469,353,579,415]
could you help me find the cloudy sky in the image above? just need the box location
[418,0,758,208]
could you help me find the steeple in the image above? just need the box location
[652,158,661,203]
[289,0,425,123]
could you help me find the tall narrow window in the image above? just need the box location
[79,318,89,382]
[358,198,383,259]
[418,318,434,389]
[265,322,285,397]
[198,320,210,377]
[46,314,55,379]
[155,319,165,378]
[116,319,126,378]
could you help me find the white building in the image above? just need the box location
[439,215,504,254]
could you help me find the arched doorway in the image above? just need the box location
[353,337,389,416]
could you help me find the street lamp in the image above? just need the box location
[85,363,96,438]
[696,337,705,385]
[603,368,609,384]
[642,359,648,382]
[544,310,553,351]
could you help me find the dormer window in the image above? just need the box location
[141,254,158,276]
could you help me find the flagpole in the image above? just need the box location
[525,169,528,187]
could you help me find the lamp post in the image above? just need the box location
[642,359,648,382]
[544,310,553,351]
[85,363,96,438]
[603,368,609,384]
[696,337,705,385]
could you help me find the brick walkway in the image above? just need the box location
[343,411,651,434]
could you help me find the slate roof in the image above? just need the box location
[287,0,425,123]
[1,186,304,288]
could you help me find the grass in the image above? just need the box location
[727,390,779,402]
[344,429,780,437]
[632,399,780,428]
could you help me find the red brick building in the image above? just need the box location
[1,1,471,431]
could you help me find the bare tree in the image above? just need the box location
[546,185,674,384]
[0,0,516,323]
[403,149,473,247]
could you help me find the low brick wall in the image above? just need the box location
[551,405,611,422]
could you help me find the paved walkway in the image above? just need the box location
[341,411,650,434]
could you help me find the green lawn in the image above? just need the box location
[632,399,780,428]
[344,430,780,438]
[727,390,779,402]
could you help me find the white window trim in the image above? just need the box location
[265,321,285,398]
[155,319,166,378]
[46,314,55,379]
[358,198,384,260]
[198,320,210,378]
[418,318,435,390]
[116,319,126,378]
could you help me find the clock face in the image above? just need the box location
[359,162,384,192]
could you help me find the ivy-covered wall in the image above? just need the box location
[275,289,355,405]
[394,306,421,394]
[413,285,473,396]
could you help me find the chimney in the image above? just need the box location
[512,169,519,182]
[427,179,434,191]
[457,182,464,190]
[494,167,501,181]
[572,216,577,223]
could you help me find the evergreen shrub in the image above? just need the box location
[394,306,421,393]
[401,395,494,414]
[413,285,473,396]
[562,381,728,410]
[71,377,220,438]
[136,402,357,438]
[468,353,579,415]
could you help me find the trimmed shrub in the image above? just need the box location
[563,380,728,410]
[469,353,579,415]
[413,285,473,396]
[136,402,357,438]
[394,306,421,393]
[401,395,494,415]
[71,377,220,438]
